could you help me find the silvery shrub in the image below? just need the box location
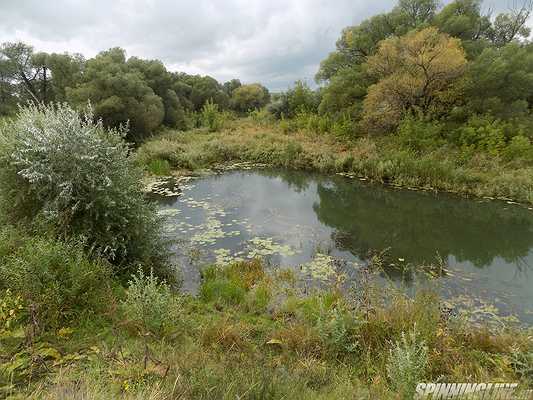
[0,103,169,278]
[386,328,429,399]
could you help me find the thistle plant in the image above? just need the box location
[386,327,428,399]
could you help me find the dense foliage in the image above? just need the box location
[312,0,533,148]
[0,44,251,142]
[2,0,533,155]
[0,104,169,277]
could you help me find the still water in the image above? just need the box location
[153,169,533,325]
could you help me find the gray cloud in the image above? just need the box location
[0,0,529,90]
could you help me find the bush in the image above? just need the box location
[121,268,178,336]
[457,116,506,156]
[315,304,359,357]
[249,108,274,127]
[0,104,169,277]
[386,328,428,399]
[330,113,358,139]
[0,233,113,331]
[396,115,445,152]
[147,159,171,176]
[504,135,533,163]
[201,100,225,132]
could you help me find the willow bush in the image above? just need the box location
[0,104,169,279]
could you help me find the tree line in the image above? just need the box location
[268,0,533,160]
[2,0,533,159]
[0,45,270,142]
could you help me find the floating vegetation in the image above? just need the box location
[301,253,337,282]
[144,175,196,197]
[443,295,522,328]
[247,237,297,258]
[214,248,235,265]
[157,208,181,217]
[213,162,268,172]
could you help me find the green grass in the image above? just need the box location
[2,239,531,399]
[136,118,533,204]
[146,159,171,176]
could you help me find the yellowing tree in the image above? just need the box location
[362,27,467,133]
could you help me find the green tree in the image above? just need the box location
[489,2,532,47]
[434,0,493,57]
[0,42,43,103]
[46,52,85,102]
[0,56,17,115]
[464,42,533,118]
[223,78,242,96]
[67,48,164,142]
[318,66,368,119]
[127,57,186,129]
[231,83,270,113]
[174,73,229,111]
[316,0,439,83]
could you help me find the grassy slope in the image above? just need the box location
[11,260,533,399]
[137,118,533,204]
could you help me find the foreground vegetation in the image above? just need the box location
[137,117,533,204]
[0,103,530,399]
[1,227,532,399]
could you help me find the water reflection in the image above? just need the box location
[155,169,533,323]
[313,178,533,269]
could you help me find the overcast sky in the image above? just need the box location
[0,0,526,90]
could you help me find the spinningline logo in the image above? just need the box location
[415,383,533,399]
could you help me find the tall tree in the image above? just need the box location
[465,42,533,117]
[362,27,467,133]
[231,83,270,113]
[67,48,164,142]
[0,42,41,103]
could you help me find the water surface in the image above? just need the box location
[154,170,533,324]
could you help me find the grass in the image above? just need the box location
[136,118,533,204]
[2,246,532,399]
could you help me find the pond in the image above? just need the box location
[151,169,533,325]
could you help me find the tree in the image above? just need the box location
[395,0,439,28]
[0,56,17,115]
[127,57,186,129]
[223,79,242,96]
[231,83,270,113]
[174,74,229,111]
[0,42,42,103]
[316,13,398,82]
[67,48,164,142]
[434,0,493,57]
[46,52,85,102]
[464,42,533,118]
[318,66,368,119]
[489,1,532,47]
[362,27,467,133]
[316,0,439,82]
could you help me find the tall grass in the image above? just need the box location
[137,118,533,204]
[8,259,530,399]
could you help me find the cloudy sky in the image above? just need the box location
[0,0,525,90]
